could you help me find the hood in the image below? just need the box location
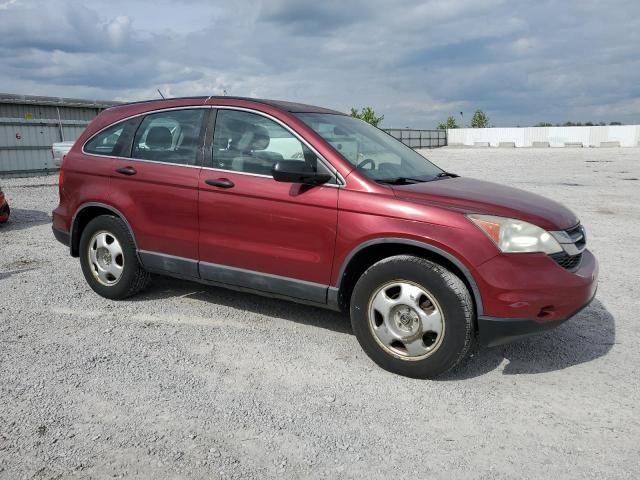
[392,177,578,231]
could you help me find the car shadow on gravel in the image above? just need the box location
[443,299,615,380]
[133,278,614,377]
[133,275,353,334]
[0,208,51,232]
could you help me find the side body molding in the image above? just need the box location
[70,207,483,317]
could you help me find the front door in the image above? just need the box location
[198,108,339,303]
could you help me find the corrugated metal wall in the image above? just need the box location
[447,126,640,147]
[0,94,116,177]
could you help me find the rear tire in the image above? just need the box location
[350,255,474,379]
[79,215,150,299]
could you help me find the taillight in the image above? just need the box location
[58,159,65,197]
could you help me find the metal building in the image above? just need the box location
[0,93,117,177]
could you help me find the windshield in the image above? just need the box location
[296,113,444,183]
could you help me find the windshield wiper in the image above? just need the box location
[376,172,458,185]
[376,177,428,185]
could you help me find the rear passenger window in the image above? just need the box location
[132,109,204,165]
[84,119,136,157]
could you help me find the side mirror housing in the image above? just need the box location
[272,161,332,185]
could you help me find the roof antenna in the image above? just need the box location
[157,89,166,99]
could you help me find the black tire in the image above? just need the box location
[350,255,474,379]
[79,215,150,299]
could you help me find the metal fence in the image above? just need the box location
[385,129,447,149]
[0,93,116,177]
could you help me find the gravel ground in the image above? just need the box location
[1,147,639,479]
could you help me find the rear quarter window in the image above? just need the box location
[84,118,138,157]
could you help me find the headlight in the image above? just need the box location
[467,214,563,254]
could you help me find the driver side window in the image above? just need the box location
[212,110,334,182]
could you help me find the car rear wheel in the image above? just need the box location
[79,215,150,299]
[350,255,474,379]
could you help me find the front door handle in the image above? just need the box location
[116,166,137,176]
[205,178,234,189]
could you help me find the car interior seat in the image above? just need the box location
[232,125,279,175]
[139,126,173,161]
[174,126,199,165]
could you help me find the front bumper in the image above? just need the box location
[477,292,596,346]
[474,249,598,347]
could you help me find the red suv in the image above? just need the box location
[52,97,598,378]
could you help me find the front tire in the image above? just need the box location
[79,215,150,299]
[350,255,474,379]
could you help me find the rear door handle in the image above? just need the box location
[205,178,234,189]
[116,166,137,176]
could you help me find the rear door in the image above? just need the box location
[110,108,207,277]
[69,118,139,221]
[197,108,339,303]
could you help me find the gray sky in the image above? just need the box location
[1,0,638,128]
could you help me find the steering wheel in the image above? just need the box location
[357,158,375,170]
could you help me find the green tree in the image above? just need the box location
[350,106,384,127]
[437,116,459,130]
[471,110,490,128]
[610,121,622,125]
[535,122,553,127]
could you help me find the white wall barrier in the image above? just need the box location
[447,125,640,147]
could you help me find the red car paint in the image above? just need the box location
[52,97,598,346]
[0,188,9,223]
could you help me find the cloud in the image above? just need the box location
[106,16,131,49]
[0,0,18,9]
[0,0,638,127]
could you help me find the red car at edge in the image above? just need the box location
[0,185,10,223]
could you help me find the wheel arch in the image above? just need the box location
[332,238,484,319]
[70,202,138,257]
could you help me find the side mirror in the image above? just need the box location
[272,161,332,185]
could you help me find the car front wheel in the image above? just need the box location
[350,255,474,379]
